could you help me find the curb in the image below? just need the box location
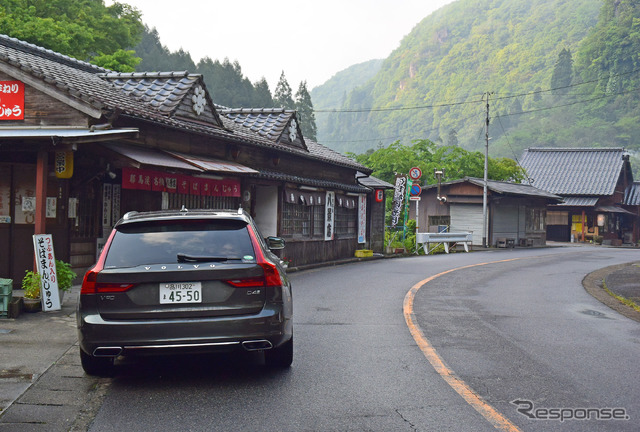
[583,262,640,323]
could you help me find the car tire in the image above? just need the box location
[264,336,293,368]
[80,349,114,377]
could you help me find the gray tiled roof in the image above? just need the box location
[423,177,562,200]
[555,196,598,206]
[520,148,627,195]
[357,172,395,189]
[220,108,295,142]
[0,34,369,174]
[253,169,370,193]
[102,71,199,115]
[624,182,640,206]
[467,177,562,200]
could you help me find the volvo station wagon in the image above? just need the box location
[77,207,292,376]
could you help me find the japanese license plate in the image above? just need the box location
[160,282,202,304]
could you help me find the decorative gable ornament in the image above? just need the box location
[192,85,206,115]
[288,119,297,142]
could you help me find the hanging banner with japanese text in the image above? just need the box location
[324,191,335,241]
[32,234,61,312]
[391,175,407,228]
[358,194,367,244]
[122,167,240,197]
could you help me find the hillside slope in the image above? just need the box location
[314,0,624,160]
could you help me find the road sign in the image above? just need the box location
[409,196,421,201]
[409,167,422,180]
[410,184,422,196]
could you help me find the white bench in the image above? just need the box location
[416,232,473,254]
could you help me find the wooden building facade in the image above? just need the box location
[409,177,562,247]
[520,148,638,246]
[0,35,380,287]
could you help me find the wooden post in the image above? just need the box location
[581,210,586,243]
[35,150,47,236]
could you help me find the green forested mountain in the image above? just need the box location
[314,0,640,170]
[310,59,383,146]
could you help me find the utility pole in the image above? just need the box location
[482,92,492,248]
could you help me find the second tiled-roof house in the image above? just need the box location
[520,148,636,245]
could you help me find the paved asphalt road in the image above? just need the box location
[79,245,639,432]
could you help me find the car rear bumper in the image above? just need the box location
[77,302,292,357]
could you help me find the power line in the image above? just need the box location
[315,69,640,147]
[313,67,640,115]
[314,95,484,114]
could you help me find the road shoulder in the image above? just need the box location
[583,261,640,323]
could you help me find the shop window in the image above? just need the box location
[313,205,325,237]
[428,215,450,231]
[335,206,357,237]
[282,201,310,237]
[526,208,546,232]
[282,189,326,239]
[547,211,568,225]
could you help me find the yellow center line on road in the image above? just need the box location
[403,258,523,432]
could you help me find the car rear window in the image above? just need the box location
[104,219,255,268]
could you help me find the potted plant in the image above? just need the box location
[55,259,76,303]
[21,270,42,312]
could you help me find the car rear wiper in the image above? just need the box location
[177,253,234,263]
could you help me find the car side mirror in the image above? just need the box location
[266,236,285,250]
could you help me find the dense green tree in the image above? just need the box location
[273,72,295,109]
[0,0,143,71]
[353,139,524,186]
[295,81,317,141]
[253,77,274,107]
[134,27,275,109]
[550,48,573,93]
[135,27,196,72]
[446,129,458,147]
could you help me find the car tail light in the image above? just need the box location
[80,229,135,294]
[236,225,283,288]
[225,276,265,288]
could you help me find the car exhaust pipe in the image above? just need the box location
[93,346,123,357]
[242,340,273,351]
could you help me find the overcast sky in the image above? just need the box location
[112,0,456,91]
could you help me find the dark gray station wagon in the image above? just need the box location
[77,208,292,376]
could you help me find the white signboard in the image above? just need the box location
[46,197,57,218]
[33,234,61,311]
[111,184,121,224]
[102,184,112,228]
[358,194,367,244]
[325,191,335,241]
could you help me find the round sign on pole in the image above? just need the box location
[410,184,422,196]
[409,167,422,180]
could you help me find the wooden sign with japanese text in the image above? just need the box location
[33,234,61,311]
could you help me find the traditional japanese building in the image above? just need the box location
[0,35,382,287]
[410,177,562,247]
[520,148,637,245]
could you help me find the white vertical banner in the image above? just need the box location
[357,194,367,244]
[102,184,112,229]
[324,191,335,241]
[391,175,407,228]
[33,234,61,311]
